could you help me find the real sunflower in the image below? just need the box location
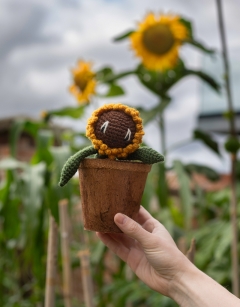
[69,60,96,104]
[86,103,144,159]
[40,110,48,119]
[130,13,188,71]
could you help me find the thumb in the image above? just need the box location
[114,213,154,248]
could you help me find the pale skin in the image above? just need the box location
[97,206,240,307]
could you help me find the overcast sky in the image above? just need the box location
[1,0,240,172]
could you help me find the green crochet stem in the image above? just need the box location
[127,146,164,164]
[59,145,97,187]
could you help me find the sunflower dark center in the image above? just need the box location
[142,24,174,55]
[94,110,136,148]
[74,72,93,92]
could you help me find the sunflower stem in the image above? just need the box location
[159,111,166,157]
[157,96,167,157]
[216,0,239,297]
[101,70,137,83]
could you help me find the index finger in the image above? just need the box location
[136,206,159,233]
[137,206,169,234]
[137,206,153,224]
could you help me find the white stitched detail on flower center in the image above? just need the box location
[124,128,131,141]
[100,121,109,133]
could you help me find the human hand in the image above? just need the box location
[96,206,192,298]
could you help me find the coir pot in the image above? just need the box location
[79,158,151,233]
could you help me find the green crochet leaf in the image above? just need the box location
[127,147,164,164]
[59,145,97,187]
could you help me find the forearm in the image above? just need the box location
[170,262,240,307]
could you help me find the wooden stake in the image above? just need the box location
[216,0,239,296]
[45,214,58,307]
[59,199,72,307]
[186,238,196,263]
[78,250,95,307]
[177,237,187,255]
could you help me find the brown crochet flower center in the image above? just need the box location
[94,110,136,148]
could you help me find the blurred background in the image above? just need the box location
[0,0,240,306]
[1,0,240,169]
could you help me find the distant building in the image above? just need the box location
[0,117,66,181]
[198,111,240,134]
[0,116,231,192]
[0,117,35,161]
[0,117,65,162]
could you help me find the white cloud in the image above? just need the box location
[24,68,67,96]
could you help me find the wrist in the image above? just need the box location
[168,258,240,307]
[168,257,200,306]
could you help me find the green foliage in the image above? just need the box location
[100,277,178,307]
[10,118,49,142]
[96,66,130,97]
[155,163,169,208]
[193,129,221,156]
[45,105,86,120]
[0,163,47,304]
[96,67,114,81]
[138,96,171,125]
[113,29,135,41]
[0,119,79,305]
[1,10,238,307]
[184,163,220,181]
[100,60,220,100]
[10,119,25,157]
[179,17,193,37]
[185,69,220,92]
[173,160,193,230]
[135,61,188,96]
[31,130,54,165]
[186,39,215,54]
[104,83,125,97]
[224,136,240,154]
[180,18,215,54]
[185,189,238,289]
[237,160,240,179]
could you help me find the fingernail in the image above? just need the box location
[115,213,127,225]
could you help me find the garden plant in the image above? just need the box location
[0,5,239,307]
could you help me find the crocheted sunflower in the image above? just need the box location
[59,103,164,187]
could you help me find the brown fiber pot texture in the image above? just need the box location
[79,158,151,233]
